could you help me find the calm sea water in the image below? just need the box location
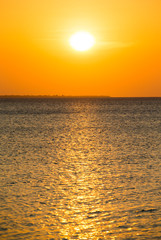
[0,97,161,240]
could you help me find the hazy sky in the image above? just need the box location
[0,0,161,96]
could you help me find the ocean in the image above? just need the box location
[0,97,161,239]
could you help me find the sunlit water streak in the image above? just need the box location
[0,97,161,239]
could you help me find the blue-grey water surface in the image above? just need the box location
[0,97,161,239]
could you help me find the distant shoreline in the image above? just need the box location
[0,95,111,98]
[0,95,160,99]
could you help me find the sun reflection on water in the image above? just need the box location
[50,108,110,239]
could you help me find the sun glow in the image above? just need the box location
[69,31,95,52]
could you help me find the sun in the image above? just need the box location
[69,31,95,52]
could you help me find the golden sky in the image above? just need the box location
[0,0,161,96]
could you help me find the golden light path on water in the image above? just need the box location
[51,117,130,239]
[50,110,109,239]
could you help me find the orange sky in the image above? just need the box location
[0,0,161,96]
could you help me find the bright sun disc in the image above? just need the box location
[69,31,95,52]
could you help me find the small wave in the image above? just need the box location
[136,208,157,213]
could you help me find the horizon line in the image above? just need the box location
[0,95,160,98]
